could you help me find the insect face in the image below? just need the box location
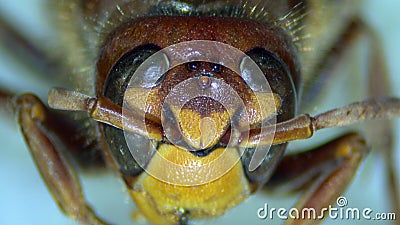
[0,0,399,225]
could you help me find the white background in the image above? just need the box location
[0,1,399,225]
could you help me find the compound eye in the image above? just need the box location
[102,44,163,175]
[134,50,170,88]
[242,47,296,122]
[239,56,267,92]
[239,47,297,187]
[104,44,162,105]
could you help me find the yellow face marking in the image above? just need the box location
[171,106,232,150]
[240,92,281,127]
[129,144,251,225]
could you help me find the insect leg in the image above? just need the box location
[0,14,64,79]
[363,23,400,220]
[300,19,365,107]
[0,89,13,114]
[1,92,109,225]
[265,133,369,225]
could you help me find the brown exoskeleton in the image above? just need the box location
[0,0,399,225]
